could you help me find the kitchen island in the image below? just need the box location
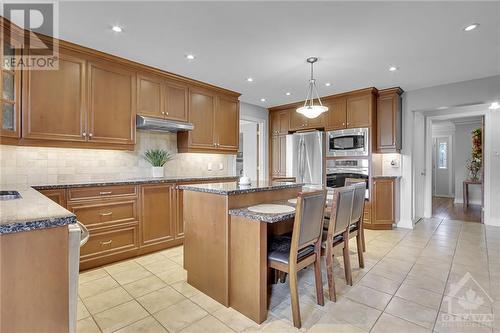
[179,181,303,324]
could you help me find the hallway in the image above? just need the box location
[432,196,481,223]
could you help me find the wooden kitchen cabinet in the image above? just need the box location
[178,88,239,153]
[270,135,287,178]
[140,184,176,248]
[289,108,325,131]
[270,110,290,136]
[346,92,376,128]
[369,177,399,229]
[0,39,21,140]
[22,47,87,142]
[38,189,67,208]
[87,59,136,145]
[377,87,403,153]
[325,97,347,130]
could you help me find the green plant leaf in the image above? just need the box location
[144,149,173,167]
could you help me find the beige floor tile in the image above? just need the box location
[82,287,133,314]
[189,291,225,313]
[134,252,167,266]
[323,298,381,331]
[170,254,184,265]
[344,285,392,311]
[77,317,101,333]
[93,300,149,333]
[434,312,493,333]
[307,315,367,333]
[371,313,431,333]
[171,281,201,298]
[79,276,119,299]
[403,274,447,295]
[115,316,167,333]
[385,296,438,329]
[213,306,259,331]
[77,299,91,320]
[141,258,179,275]
[395,283,443,310]
[156,266,187,284]
[359,272,401,295]
[123,275,167,298]
[153,298,208,332]
[179,315,234,333]
[104,260,143,275]
[109,267,153,285]
[160,246,183,258]
[137,285,186,314]
[270,294,325,330]
[79,268,109,285]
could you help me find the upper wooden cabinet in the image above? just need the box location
[178,88,239,153]
[325,97,347,130]
[0,39,21,140]
[87,60,136,145]
[377,87,403,153]
[137,74,188,122]
[289,108,325,131]
[22,47,86,142]
[346,92,376,128]
[270,110,289,136]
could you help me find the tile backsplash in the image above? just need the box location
[0,131,236,186]
[371,153,402,177]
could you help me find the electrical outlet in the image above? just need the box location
[207,163,212,171]
[390,159,400,168]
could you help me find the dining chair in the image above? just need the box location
[268,189,327,328]
[344,178,367,254]
[323,186,354,301]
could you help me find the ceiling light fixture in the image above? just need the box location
[296,57,328,119]
[260,98,266,102]
[185,54,195,60]
[111,25,123,33]
[489,101,500,110]
[286,92,291,96]
[325,82,331,87]
[246,77,254,82]
[389,66,398,72]
[463,23,479,32]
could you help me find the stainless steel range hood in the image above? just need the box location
[136,115,194,132]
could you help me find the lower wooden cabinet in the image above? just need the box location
[38,188,67,207]
[364,177,399,230]
[140,184,176,248]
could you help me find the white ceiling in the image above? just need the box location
[57,1,500,108]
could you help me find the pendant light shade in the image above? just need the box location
[296,57,328,119]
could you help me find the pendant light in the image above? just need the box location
[296,57,328,119]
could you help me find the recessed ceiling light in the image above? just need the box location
[285,92,291,96]
[463,23,479,32]
[325,83,331,87]
[185,54,195,60]
[111,25,123,33]
[389,66,398,72]
[489,101,500,110]
[246,77,254,82]
[260,98,266,102]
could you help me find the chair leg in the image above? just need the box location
[343,233,353,286]
[313,253,324,306]
[356,233,365,269]
[325,247,336,302]
[279,272,287,283]
[360,221,366,252]
[289,270,301,328]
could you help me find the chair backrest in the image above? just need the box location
[344,178,367,187]
[291,190,327,253]
[326,186,354,236]
[349,182,366,224]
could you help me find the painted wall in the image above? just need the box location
[454,122,482,205]
[402,75,500,227]
[0,131,236,186]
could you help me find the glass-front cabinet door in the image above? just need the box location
[0,40,21,138]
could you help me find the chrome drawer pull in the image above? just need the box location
[100,211,113,216]
[99,191,112,195]
[100,240,113,246]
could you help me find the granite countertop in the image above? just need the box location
[371,175,402,179]
[0,186,76,235]
[32,175,238,190]
[177,180,303,195]
[229,200,297,223]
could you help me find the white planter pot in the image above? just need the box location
[152,166,164,178]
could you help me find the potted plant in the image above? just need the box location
[466,128,482,181]
[144,149,173,178]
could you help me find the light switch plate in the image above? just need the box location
[219,163,224,170]
[207,163,212,171]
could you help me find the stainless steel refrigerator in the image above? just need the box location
[285,131,324,186]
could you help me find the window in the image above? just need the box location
[438,142,448,169]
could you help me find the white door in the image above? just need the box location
[433,136,452,197]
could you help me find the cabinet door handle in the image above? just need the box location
[88,133,93,139]
[99,211,113,216]
[166,112,169,116]
[99,191,112,195]
[100,240,113,246]
[82,132,87,138]
[342,123,345,126]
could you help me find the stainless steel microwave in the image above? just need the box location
[327,128,369,157]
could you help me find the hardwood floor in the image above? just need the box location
[432,196,481,223]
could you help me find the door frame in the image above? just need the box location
[239,114,267,181]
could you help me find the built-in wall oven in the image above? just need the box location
[327,127,369,157]
[326,159,369,198]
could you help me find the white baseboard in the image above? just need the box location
[454,198,482,206]
[397,219,414,229]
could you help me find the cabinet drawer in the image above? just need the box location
[68,200,137,228]
[68,185,137,201]
[81,226,138,258]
